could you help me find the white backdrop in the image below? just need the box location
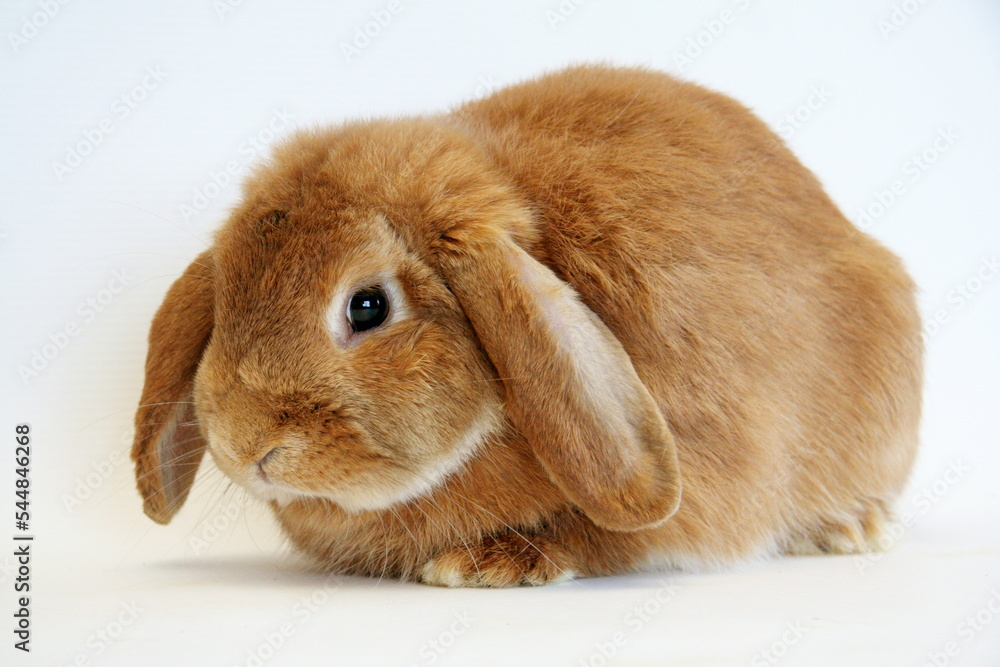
[2,1,998,666]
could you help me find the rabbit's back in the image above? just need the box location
[455,65,923,561]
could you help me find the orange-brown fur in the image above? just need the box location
[131,65,922,586]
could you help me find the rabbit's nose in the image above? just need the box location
[256,446,282,480]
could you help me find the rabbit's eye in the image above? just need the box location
[347,287,389,332]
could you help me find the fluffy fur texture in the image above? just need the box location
[131,65,922,587]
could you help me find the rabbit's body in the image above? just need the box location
[133,66,922,586]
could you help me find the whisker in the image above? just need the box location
[79,403,196,431]
[72,194,211,249]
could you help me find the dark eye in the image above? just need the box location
[347,287,389,332]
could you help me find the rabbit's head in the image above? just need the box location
[132,119,680,532]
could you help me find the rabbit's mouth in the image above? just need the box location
[206,403,501,513]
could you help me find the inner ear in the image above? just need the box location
[131,250,214,524]
[134,398,207,524]
[435,232,681,531]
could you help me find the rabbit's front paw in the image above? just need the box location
[419,531,577,588]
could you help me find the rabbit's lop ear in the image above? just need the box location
[437,232,681,531]
[131,250,214,524]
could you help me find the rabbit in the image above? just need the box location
[131,64,923,587]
